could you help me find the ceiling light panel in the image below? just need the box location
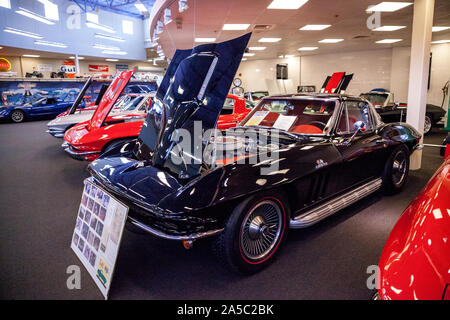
[15,7,55,25]
[267,0,308,10]
[373,26,406,31]
[3,27,43,39]
[248,47,266,50]
[298,46,318,51]
[34,40,67,48]
[366,2,413,12]
[432,26,450,32]
[258,38,282,42]
[376,39,403,43]
[432,40,450,44]
[300,24,331,30]
[318,39,344,43]
[194,38,216,42]
[222,24,250,30]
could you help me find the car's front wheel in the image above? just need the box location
[213,190,289,274]
[10,110,25,123]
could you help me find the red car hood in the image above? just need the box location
[88,70,134,130]
[378,158,450,300]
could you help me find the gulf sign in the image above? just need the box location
[60,60,76,78]
[0,58,11,72]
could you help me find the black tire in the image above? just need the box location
[382,145,410,195]
[423,114,433,135]
[213,190,289,274]
[10,109,25,123]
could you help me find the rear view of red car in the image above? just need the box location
[377,157,450,300]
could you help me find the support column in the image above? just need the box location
[75,54,80,77]
[406,0,434,170]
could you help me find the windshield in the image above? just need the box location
[32,98,46,105]
[250,92,268,101]
[220,97,235,115]
[360,93,388,105]
[121,96,144,111]
[240,98,337,135]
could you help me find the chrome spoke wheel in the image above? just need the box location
[392,152,407,186]
[423,115,432,134]
[240,200,282,260]
[11,110,24,123]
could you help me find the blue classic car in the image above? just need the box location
[0,96,76,123]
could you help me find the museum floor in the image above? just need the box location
[0,120,446,299]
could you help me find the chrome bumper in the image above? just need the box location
[62,142,99,161]
[46,128,65,138]
[128,216,223,241]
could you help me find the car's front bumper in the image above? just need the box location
[87,176,224,241]
[47,127,65,138]
[62,142,100,161]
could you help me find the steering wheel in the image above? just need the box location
[307,121,327,130]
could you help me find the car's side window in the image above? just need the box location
[336,101,373,135]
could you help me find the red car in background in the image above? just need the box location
[376,156,450,300]
[63,71,254,161]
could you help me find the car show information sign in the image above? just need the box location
[70,179,128,299]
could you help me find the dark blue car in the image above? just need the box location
[0,97,75,123]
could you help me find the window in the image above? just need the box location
[122,20,133,35]
[336,101,373,134]
[86,12,98,23]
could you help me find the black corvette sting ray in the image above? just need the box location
[87,34,422,274]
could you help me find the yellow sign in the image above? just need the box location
[0,58,11,72]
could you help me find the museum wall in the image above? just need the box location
[236,57,301,93]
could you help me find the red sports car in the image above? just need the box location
[376,156,450,300]
[63,71,254,161]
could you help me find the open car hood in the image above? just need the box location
[88,69,134,130]
[134,33,251,180]
[68,77,93,115]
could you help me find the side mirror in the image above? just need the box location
[344,121,367,146]
[284,104,294,111]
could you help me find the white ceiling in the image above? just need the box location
[154,0,450,60]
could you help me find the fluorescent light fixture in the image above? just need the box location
[222,24,250,30]
[318,38,344,43]
[93,44,120,51]
[37,0,59,21]
[23,54,40,58]
[376,39,403,43]
[249,46,266,50]
[366,2,412,12]
[86,12,98,23]
[300,24,331,31]
[373,26,406,31]
[432,26,450,32]
[194,37,216,43]
[69,56,84,60]
[102,50,127,55]
[432,40,450,44]
[15,7,55,25]
[242,58,247,61]
[35,40,67,48]
[284,55,295,58]
[243,53,255,57]
[3,27,43,39]
[0,0,11,9]
[95,33,124,42]
[135,3,148,14]
[122,20,133,35]
[86,21,115,33]
[106,59,119,62]
[258,37,281,42]
[267,0,308,10]
[0,47,2,49]
[298,46,318,51]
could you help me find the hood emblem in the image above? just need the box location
[315,159,327,169]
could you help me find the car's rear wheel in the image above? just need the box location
[10,110,25,123]
[213,190,289,274]
[382,145,410,195]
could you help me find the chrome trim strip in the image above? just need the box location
[128,216,223,241]
[290,178,382,229]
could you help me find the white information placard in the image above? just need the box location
[244,111,269,126]
[273,115,297,131]
[71,179,128,299]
